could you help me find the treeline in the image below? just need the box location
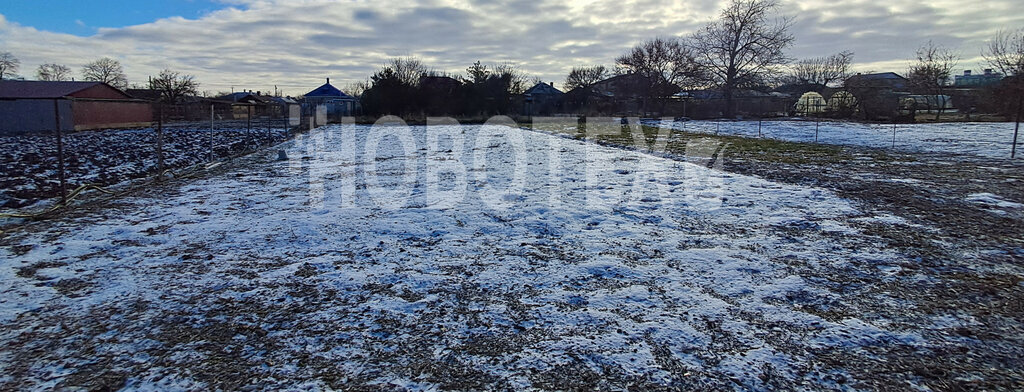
[357,0,795,118]
[359,59,530,117]
[355,0,1024,120]
[0,54,201,104]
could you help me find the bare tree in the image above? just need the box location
[617,38,702,92]
[148,69,199,104]
[906,41,959,120]
[788,51,854,87]
[386,57,428,87]
[691,0,794,118]
[617,37,703,113]
[983,28,1024,77]
[36,63,72,81]
[82,57,128,89]
[492,63,529,95]
[564,65,608,91]
[984,29,1024,131]
[343,80,370,98]
[0,52,20,80]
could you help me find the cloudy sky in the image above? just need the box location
[1,0,1021,95]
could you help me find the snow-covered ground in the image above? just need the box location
[0,123,957,389]
[644,119,1020,159]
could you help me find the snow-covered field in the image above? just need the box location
[645,119,1020,159]
[0,123,993,389]
[0,126,290,209]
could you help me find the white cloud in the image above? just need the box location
[1,0,1021,95]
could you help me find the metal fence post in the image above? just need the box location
[892,122,897,149]
[157,103,165,182]
[53,99,68,206]
[815,116,820,143]
[210,104,215,162]
[1012,95,1021,159]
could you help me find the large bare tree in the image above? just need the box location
[36,63,72,81]
[386,57,428,87]
[983,28,1024,77]
[148,69,199,104]
[492,63,530,95]
[906,41,959,120]
[82,57,128,89]
[343,80,370,98]
[617,38,702,91]
[788,51,854,87]
[691,0,794,117]
[0,52,20,80]
[564,65,608,91]
[617,37,703,113]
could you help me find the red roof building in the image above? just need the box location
[0,80,153,134]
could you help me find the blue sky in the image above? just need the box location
[1,0,233,35]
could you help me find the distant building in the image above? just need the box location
[214,91,301,121]
[845,72,908,91]
[0,80,152,135]
[302,78,359,118]
[523,82,564,115]
[125,88,163,102]
[684,89,792,118]
[564,74,650,115]
[844,72,910,120]
[953,69,1003,87]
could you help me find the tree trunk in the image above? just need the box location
[723,87,735,118]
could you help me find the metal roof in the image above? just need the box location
[0,80,119,99]
[848,72,906,81]
[304,82,353,99]
[525,82,564,96]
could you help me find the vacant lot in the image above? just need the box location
[1,123,1022,390]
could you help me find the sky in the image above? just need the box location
[1,0,1021,96]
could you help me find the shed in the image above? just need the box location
[0,80,152,135]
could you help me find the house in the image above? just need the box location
[954,69,1003,87]
[523,82,564,115]
[125,88,163,102]
[302,78,359,120]
[846,72,908,91]
[565,74,650,115]
[260,96,301,126]
[684,89,792,118]
[844,72,911,120]
[0,80,152,135]
[216,91,275,120]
